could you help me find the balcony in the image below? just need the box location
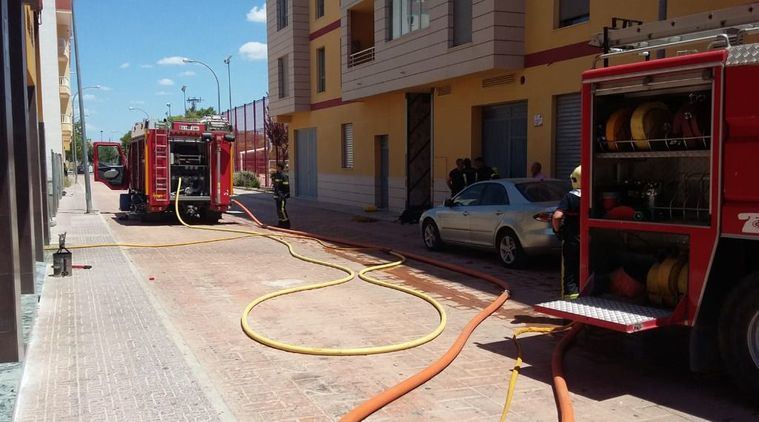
[347,0,374,67]
[58,38,70,62]
[61,114,73,135]
[59,76,70,97]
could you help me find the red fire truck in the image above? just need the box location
[93,116,235,223]
[536,7,759,396]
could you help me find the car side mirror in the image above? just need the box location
[444,198,454,207]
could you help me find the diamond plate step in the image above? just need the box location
[534,296,672,333]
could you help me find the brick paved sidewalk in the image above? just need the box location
[15,183,232,421]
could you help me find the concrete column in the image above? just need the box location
[28,86,46,261]
[9,0,36,294]
[39,122,51,245]
[0,0,24,363]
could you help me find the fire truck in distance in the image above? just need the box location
[536,5,759,397]
[93,116,235,223]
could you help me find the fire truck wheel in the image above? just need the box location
[422,219,443,251]
[202,210,222,225]
[718,273,759,398]
[496,229,525,268]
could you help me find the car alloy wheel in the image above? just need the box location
[500,235,517,264]
[749,310,759,369]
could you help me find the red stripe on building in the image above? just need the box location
[309,19,341,41]
[311,97,353,111]
[525,41,601,67]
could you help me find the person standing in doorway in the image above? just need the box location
[271,163,291,228]
[447,159,466,196]
[552,165,581,299]
[463,158,477,186]
[531,162,545,180]
[474,157,497,182]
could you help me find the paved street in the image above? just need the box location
[13,182,758,421]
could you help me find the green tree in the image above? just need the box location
[167,106,217,122]
[120,131,131,150]
[66,120,93,164]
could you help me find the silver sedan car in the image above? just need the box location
[420,179,568,267]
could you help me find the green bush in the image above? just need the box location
[233,171,261,189]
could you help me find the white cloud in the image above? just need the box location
[155,91,171,96]
[246,4,266,22]
[140,64,154,69]
[83,93,96,101]
[99,86,113,91]
[157,56,188,65]
[179,70,196,77]
[239,41,267,61]
[119,62,130,69]
[158,78,175,86]
[130,100,146,105]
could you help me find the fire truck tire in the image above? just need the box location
[202,210,222,225]
[718,273,759,398]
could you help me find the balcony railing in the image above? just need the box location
[59,76,71,96]
[58,38,70,59]
[61,114,72,124]
[348,46,375,68]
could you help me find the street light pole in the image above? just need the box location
[183,58,221,113]
[71,0,93,213]
[224,55,232,114]
[71,85,100,184]
[128,106,150,120]
[166,103,172,119]
[181,85,187,116]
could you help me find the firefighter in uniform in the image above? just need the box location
[552,165,581,299]
[271,163,290,228]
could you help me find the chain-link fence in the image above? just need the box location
[224,96,287,188]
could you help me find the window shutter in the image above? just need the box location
[342,123,354,168]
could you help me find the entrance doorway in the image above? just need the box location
[406,93,432,209]
[375,135,389,209]
[482,101,527,178]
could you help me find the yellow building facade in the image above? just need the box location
[267,0,755,212]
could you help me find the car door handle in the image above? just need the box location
[462,211,470,216]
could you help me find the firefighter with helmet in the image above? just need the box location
[272,163,291,228]
[552,165,581,300]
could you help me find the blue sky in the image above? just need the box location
[74,0,268,140]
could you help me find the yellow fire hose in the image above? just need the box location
[170,178,447,356]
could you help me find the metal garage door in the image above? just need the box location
[482,101,527,178]
[295,128,317,199]
[554,93,581,180]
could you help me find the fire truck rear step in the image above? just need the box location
[534,297,672,333]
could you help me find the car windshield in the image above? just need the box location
[515,181,569,202]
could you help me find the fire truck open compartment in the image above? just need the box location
[591,76,713,226]
[169,138,210,198]
[589,229,689,309]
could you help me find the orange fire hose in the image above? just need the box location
[230,199,577,421]
[552,323,584,422]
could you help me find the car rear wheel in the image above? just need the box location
[497,229,525,268]
[719,273,759,398]
[422,220,443,250]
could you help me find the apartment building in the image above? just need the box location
[57,0,73,156]
[266,0,754,213]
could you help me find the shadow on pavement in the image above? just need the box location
[476,326,758,420]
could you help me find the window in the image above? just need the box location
[481,183,509,206]
[558,0,589,28]
[453,184,485,206]
[341,123,354,168]
[452,0,472,46]
[315,0,324,19]
[316,48,326,93]
[515,181,571,202]
[277,0,289,30]
[277,56,288,99]
[389,0,430,40]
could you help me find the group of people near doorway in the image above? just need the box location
[446,157,500,196]
[447,158,547,196]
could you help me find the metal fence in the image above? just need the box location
[48,151,64,217]
[224,96,285,188]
